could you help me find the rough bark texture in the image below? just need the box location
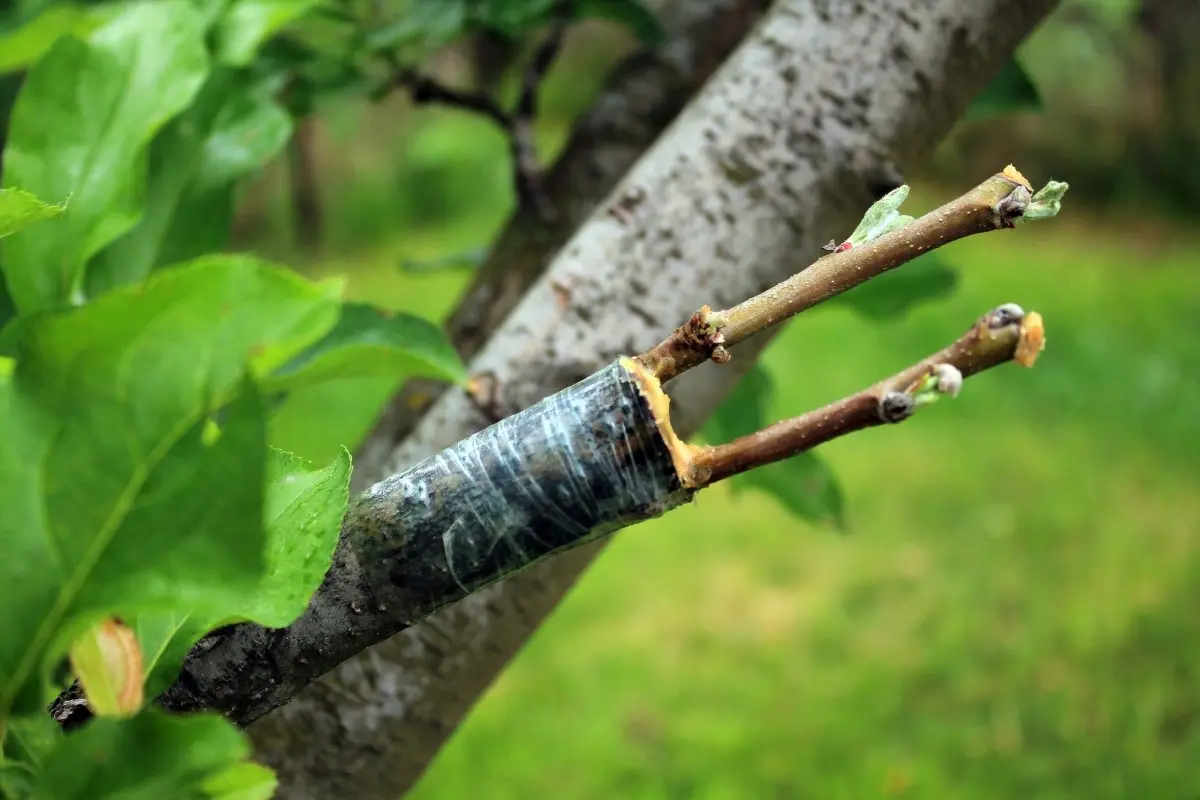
[251,0,1058,796]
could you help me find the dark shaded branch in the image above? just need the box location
[378,11,571,217]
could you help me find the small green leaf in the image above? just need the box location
[87,70,293,295]
[34,709,254,799]
[264,302,467,393]
[0,187,66,240]
[215,0,322,67]
[0,255,340,716]
[252,447,351,626]
[846,185,910,247]
[702,363,847,528]
[0,0,210,313]
[363,0,468,53]
[829,252,959,320]
[1020,179,1070,222]
[202,760,279,800]
[963,58,1043,122]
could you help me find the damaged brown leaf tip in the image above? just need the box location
[1015,311,1045,367]
[70,617,144,716]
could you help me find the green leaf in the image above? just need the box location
[264,302,467,393]
[362,0,468,53]
[828,252,959,320]
[252,447,351,626]
[846,185,910,247]
[963,58,1043,122]
[215,0,322,67]
[135,611,216,697]
[0,0,210,313]
[132,446,350,695]
[703,363,846,528]
[0,3,124,75]
[87,70,293,296]
[0,255,340,715]
[0,187,66,240]
[202,761,279,800]
[34,709,255,799]
[468,0,556,38]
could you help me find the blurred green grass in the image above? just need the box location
[268,169,1200,797]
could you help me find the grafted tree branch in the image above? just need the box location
[50,169,1057,740]
[241,2,1065,796]
[238,1,1062,796]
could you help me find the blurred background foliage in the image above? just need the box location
[7,0,1200,796]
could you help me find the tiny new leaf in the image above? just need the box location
[0,255,340,715]
[702,362,847,528]
[34,709,257,799]
[0,0,210,313]
[0,187,66,240]
[829,252,959,320]
[963,58,1043,122]
[263,301,468,394]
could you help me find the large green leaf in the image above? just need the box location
[264,302,467,393]
[963,58,1043,122]
[34,709,256,799]
[0,2,124,75]
[828,252,958,320]
[702,362,846,529]
[0,187,66,240]
[0,0,209,313]
[214,0,322,67]
[87,70,293,296]
[0,255,340,715]
[135,446,352,694]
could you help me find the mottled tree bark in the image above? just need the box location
[250,0,1059,797]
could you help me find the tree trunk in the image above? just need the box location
[250,0,1060,796]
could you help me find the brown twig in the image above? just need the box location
[377,8,572,218]
[683,303,1045,487]
[636,167,1038,383]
